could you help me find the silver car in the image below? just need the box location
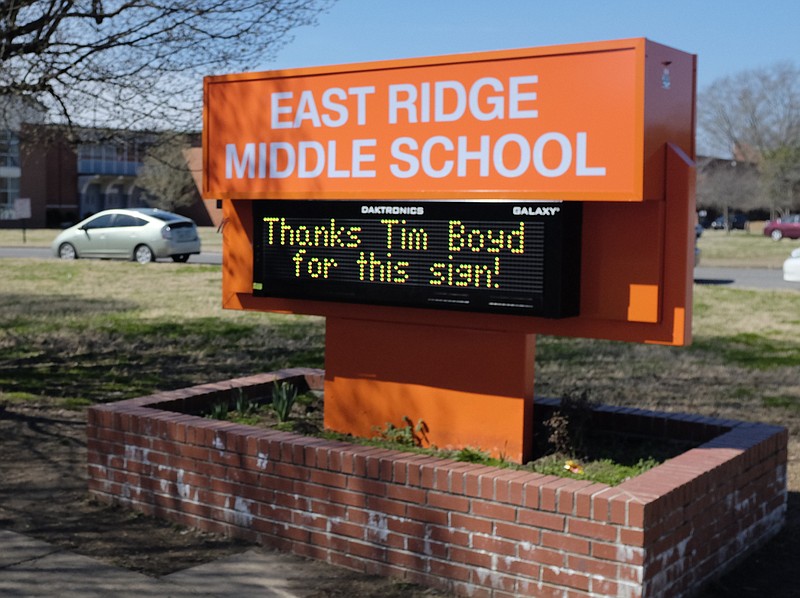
[52,208,202,263]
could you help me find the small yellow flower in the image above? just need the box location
[564,460,584,474]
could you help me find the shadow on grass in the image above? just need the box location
[694,277,735,286]
[0,293,325,404]
[692,333,800,369]
[0,293,135,319]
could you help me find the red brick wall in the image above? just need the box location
[17,124,79,228]
[86,369,787,597]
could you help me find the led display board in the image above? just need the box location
[253,200,582,318]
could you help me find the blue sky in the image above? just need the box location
[268,0,800,91]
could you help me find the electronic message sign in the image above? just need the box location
[252,200,582,317]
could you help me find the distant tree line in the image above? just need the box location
[698,62,800,222]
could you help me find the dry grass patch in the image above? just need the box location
[697,227,800,268]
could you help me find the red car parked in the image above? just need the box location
[764,214,800,241]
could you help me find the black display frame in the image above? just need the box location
[252,200,582,318]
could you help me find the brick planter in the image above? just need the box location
[87,368,787,597]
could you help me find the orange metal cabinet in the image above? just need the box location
[204,38,696,462]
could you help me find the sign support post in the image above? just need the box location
[324,318,536,462]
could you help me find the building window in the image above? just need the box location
[0,129,20,167]
[78,140,144,176]
[0,176,19,211]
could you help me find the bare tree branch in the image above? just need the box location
[697,158,759,223]
[1,0,333,131]
[698,62,800,215]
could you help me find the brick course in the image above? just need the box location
[86,369,787,597]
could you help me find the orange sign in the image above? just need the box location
[204,38,694,202]
[208,38,696,461]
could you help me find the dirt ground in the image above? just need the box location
[1,401,797,597]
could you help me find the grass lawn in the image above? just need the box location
[0,257,797,484]
[1,223,798,479]
[697,225,800,268]
[0,259,323,405]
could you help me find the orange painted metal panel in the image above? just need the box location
[323,318,536,462]
[220,144,693,346]
[204,38,694,202]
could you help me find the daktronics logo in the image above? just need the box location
[512,205,561,216]
[361,205,424,215]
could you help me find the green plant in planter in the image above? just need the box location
[544,390,598,457]
[233,388,259,416]
[206,400,229,421]
[453,446,491,463]
[206,388,263,423]
[227,388,264,425]
[373,416,428,447]
[270,381,298,423]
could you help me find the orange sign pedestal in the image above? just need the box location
[324,318,536,462]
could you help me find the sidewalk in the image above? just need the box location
[0,529,331,597]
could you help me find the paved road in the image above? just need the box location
[0,247,796,290]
